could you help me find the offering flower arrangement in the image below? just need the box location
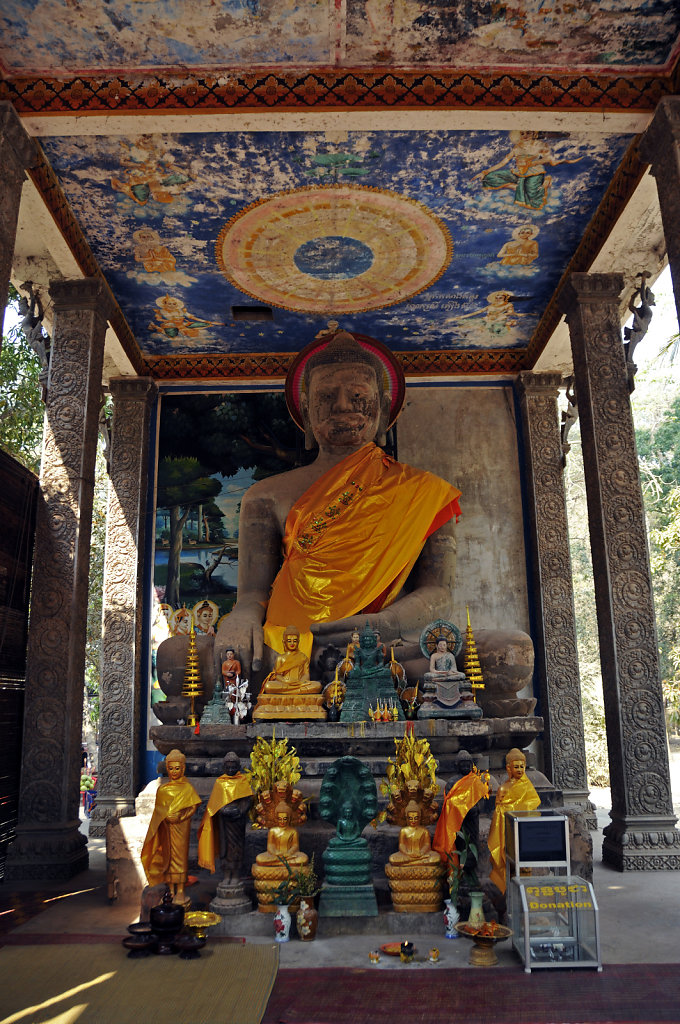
[457,920,509,938]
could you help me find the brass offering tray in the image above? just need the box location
[455,922,512,967]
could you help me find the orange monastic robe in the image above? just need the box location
[264,443,461,655]
[432,770,490,863]
[488,775,541,893]
[197,772,253,874]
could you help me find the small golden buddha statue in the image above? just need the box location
[251,792,310,912]
[140,749,201,906]
[253,626,326,720]
[255,802,309,867]
[385,800,445,913]
[390,802,443,865]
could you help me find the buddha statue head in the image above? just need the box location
[222,751,241,777]
[405,800,422,828]
[283,625,301,653]
[165,748,186,782]
[295,327,393,451]
[505,747,527,781]
[275,801,293,828]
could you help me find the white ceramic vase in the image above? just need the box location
[273,903,292,942]
[443,898,460,939]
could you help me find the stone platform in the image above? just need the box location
[149,716,544,782]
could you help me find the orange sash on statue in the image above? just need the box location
[197,773,253,874]
[140,779,201,886]
[488,775,540,893]
[432,769,490,863]
[264,443,461,655]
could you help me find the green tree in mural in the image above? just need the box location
[156,456,221,606]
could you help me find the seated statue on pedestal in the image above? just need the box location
[251,789,309,912]
[418,620,482,720]
[252,625,326,721]
[211,323,461,682]
[385,799,446,913]
[341,622,403,722]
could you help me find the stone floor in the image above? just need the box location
[2,740,680,972]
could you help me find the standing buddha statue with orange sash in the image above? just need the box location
[488,748,541,894]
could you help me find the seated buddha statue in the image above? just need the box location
[255,802,309,867]
[419,624,481,721]
[251,800,309,912]
[389,802,442,865]
[385,800,445,913]
[252,626,326,721]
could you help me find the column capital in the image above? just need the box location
[516,371,563,396]
[49,276,115,320]
[639,97,680,167]
[559,272,624,318]
[0,102,37,176]
[109,376,158,405]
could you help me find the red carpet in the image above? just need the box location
[262,965,680,1024]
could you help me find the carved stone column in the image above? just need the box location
[639,97,680,330]
[5,278,112,879]
[560,272,680,870]
[517,372,589,809]
[0,103,36,342]
[89,377,157,839]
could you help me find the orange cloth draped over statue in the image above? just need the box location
[197,773,253,874]
[140,779,201,886]
[488,775,540,893]
[264,443,461,656]
[432,769,490,864]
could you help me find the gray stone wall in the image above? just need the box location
[397,384,530,635]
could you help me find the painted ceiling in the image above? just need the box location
[2,2,679,379]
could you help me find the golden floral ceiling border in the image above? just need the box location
[144,347,525,381]
[2,64,677,115]
[526,136,647,368]
[28,143,147,376]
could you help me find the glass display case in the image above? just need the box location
[508,875,602,973]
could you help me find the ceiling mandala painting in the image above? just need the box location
[39,128,630,359]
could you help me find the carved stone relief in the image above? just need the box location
[517,372,588,804]
[560,272,680,870]
[5,278,112,879]
[89,378,156,839]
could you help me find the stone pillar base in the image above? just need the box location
[603,815,680,871]
[5,821,88,880]
[210,879,253,915]
[89,796,136,839]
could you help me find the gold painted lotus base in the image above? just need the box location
[385,860,445,913]
[252,694,326,720]
[252,859,308,912]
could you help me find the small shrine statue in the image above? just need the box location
[433,750,489,866]
[341,622,402,722]
[198,752,254,914]
[419,620,481,720]
[488,748,540,894]
[390,801,442,864]
[141,749,201,905]
[385,799,446,912]
[318,755,378,916]
[255,802,309,867]
[221,648,241,688]
[251,782,309,911]
[252,625,326,721]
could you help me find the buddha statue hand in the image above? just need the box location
[215,599,267,677]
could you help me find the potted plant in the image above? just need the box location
[443,828,480,938]
[292,856,321,941]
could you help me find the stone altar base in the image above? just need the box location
[210,878,253,915]
[418,702,483,721]
[318,882,378,917]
